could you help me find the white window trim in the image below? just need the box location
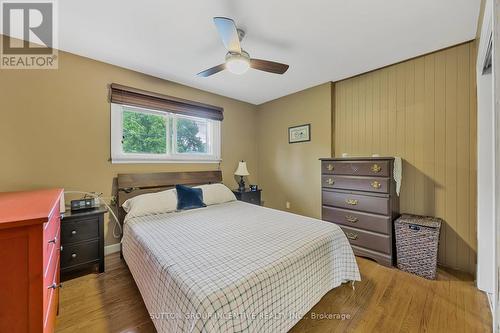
[110,103,222,164]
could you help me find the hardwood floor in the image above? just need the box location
[56,253,492,333]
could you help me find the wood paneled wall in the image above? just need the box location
[334,41,477,273]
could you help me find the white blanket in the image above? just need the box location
[122,201,360,333]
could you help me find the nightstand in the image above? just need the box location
[232,189,262,206]
[60,206,107,281]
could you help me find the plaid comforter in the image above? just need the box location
[122,201,360,333]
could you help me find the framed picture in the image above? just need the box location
[288,124,311,143]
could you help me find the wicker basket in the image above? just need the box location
[395,214,442,280]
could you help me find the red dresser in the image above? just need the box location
[0,189,63,333]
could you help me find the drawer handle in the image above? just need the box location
[325,178,334,185]
[48,237,57,244]
[71,253,77,259]
[48,283,63,290]
[327,164,334,171]
[371,181,381,189]
[345,215,358,223]
[371,164,382,173]
[71,230,77,235]
[345,199,358,205]
[346,232,358,240]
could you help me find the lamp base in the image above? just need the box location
[238,176,245,192]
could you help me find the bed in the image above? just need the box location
[117,171,360,333]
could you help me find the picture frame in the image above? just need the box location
[288,124,311,144]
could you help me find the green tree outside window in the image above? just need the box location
[122,109,208,155]
[176,118,207,153]
[122,110,166,154]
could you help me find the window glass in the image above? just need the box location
[111,104,220,163]
[176,117,208,154]
[122,109,167,154]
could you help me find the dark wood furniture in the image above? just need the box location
[60,206,107,280]
[232,189,262,206]
[320,157,399,267]
[0,188,63,333]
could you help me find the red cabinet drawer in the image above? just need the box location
[43,208,60,277]
[43,225,60,275]
[43,244,59,320]
[43,256,59,333]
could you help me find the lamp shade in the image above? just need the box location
[234,161,250,176]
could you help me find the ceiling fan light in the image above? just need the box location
[226,56,250,75]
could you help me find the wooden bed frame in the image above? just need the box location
[116,170,223,227]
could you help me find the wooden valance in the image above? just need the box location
[110,83,224,121]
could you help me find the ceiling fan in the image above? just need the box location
[197,17,289,77]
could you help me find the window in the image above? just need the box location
[111,104,221,163]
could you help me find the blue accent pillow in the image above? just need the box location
[175,184,206,211]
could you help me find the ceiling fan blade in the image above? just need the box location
[196,64,226,77]
[250,59,289,74]
[213,17,241,54]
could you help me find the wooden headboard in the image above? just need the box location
[116,170,222,225]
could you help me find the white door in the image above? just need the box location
[492,0,500,332]
[495,0,500,330]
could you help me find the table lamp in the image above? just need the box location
[234,161,249,192]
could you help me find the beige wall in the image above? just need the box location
[256,83,333,219]
[335,41,477,273]
[0,40,258,246]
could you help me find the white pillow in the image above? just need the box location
[122,188,177,219]
[195,183,236,206]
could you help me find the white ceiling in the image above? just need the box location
[56,0,480,105]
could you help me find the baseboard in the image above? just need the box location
[104,243,121,256]
[486,292,498,333]
[488,292,495,313]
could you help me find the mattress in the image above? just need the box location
[122,200,360,333]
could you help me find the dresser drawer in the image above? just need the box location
[339,225,391,254]
[351,245,393,267]
[43,225,60,278]
[242,192,261,205]
[43,256,59,333]
[43,253,59,329]
[322,190,390,215]
[62,216,99,244]
[43,211,60,250]
[322,206,392,234]
[322,160,390,177]
[233,190,262,206]
[61,240,99,269]
[44,286,58,333]
[322,175,390,193]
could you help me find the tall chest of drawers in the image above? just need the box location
[320,158,399,267]
[0,188,63,333]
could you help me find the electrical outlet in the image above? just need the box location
[286,201,291,209]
